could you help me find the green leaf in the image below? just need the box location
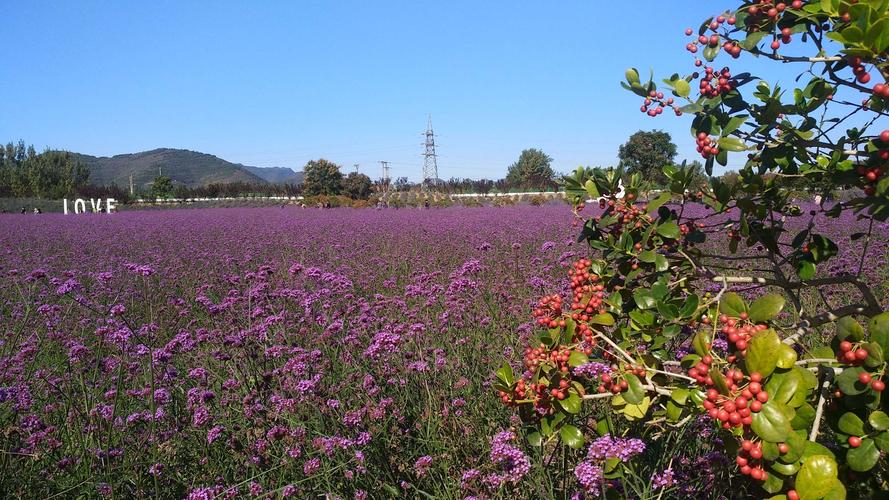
[874,431,889,452]
[862,342,884,367]
[720,292,747,317]
[671,388,689,406]
[846,438,879,472]
[717,136,747,151]
[496,363,515,386]
[796,455,839,500]
[838,412,865,436]
[633,290,656,310]
[796,260,816,280]
[568,350,588,367]
[625,67,640,85]
[647,192,671,215]
[673,79,690,98]
[869,312,889,355]
[869,410,889,431]
[748,294,786,322]
[623,374,646,405]
[746,328,781,378]
[584,179,600,199]
[679,294,699,318]
[751,402,791,442]
[558,391,582,414]
[560,424,585,449]
[657,221,680,239]
[526,431,543,447]
[654,254,669,272]
[776,344,798,369]
[589,312,615,326]
[837,366,868,396]
[666,400,682,421]
[766,368,803,407]
[837,316,864,342]
[638,249,657,263]
[692,330,711,357]
[762,470,784,494]
[710,367,731,395]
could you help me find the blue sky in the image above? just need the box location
[1,1,805,181]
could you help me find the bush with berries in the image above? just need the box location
[496,1,889,498]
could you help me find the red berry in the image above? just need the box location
[788,491,799,500]
[872,380,886,392]
[840,341,853,352]
[881,130,889,142]
[849,436,862,448]
[859,372,872,384]
[749,372,762,383]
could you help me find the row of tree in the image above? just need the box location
[2,131,701,201]
[0,141,90,198]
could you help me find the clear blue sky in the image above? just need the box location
[1,1,803,181]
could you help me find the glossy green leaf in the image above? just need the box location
[838,412,865,436]
[748,293,785,322]
[633,290,656,310]
[692,330,711,357]
[751,401,791,442]
[836,316,864,342]
[623,374,645,405]
[869,312,889,355]
[717,136,747,151]
[568,350,588,367]
[560,424,585,449]
[776,344,798,369]
[589,312,615,325]
[558,391,582,414]
[746,328,781,378]
[837,366,868,396]
[869,410,889,431]
[846,438,879,472]
[657,221,680,239]
[796,455,838,500]
[720,292,747,317]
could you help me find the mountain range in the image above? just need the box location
[72,148,304,189]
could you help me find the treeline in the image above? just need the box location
[0,141,90,198]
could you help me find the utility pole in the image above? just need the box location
[422,115,439,187]
[353,163,359,173]
[129,174,134,195]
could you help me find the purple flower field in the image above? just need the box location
[0,205,886,498]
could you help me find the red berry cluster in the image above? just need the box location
[699,66,735,98]
[567,259,608,322]
[595,366,646,395]
[747,1,790,19]
[695,131,720,159]
[859,129,888,196]
[837,339,870,365]
[848,56,872,85]
[769,26,795,50]
[639,90,682,118]
[719,313,770,360]
[683,14,737,57]
[736,438,775,482]
[533,294,563,327]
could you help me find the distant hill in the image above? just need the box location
[72,148,303,189]
[243,165,304,184]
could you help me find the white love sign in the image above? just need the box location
[63,198,116,214]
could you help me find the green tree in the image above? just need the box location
[303,159,343,196]
[617,130,677,186]
[505,148,555,189]
[151,175,173,199]
[341,172,373,199]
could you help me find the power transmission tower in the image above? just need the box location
[353,163,359,173]
[422,115,439,187]
[379,161,390,193]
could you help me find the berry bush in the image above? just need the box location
[496,1,889,498]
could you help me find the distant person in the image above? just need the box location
[33,207,41,214]
[424,200,430,209]
[20,207,27,214]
